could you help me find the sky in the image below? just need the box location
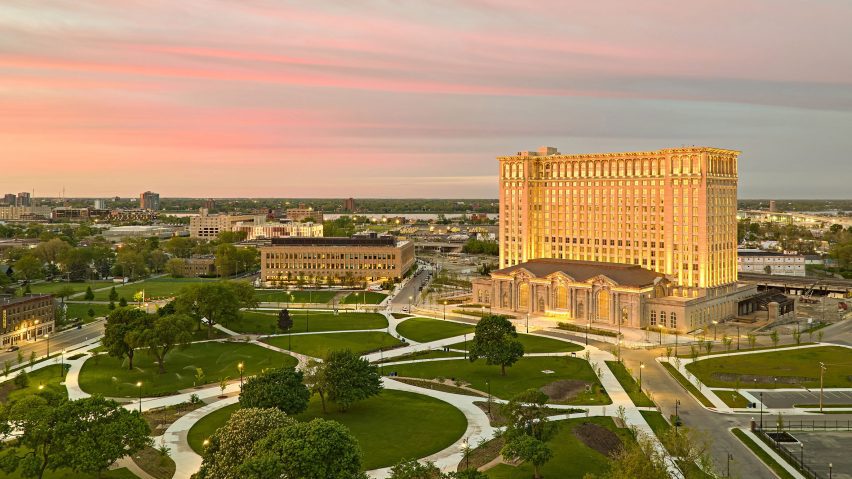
[1,0,851,199]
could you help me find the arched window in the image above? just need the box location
[596,290,610,321]
[659,311,667,327]
[518,283,529,309]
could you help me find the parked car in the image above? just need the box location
[6,345,19,352]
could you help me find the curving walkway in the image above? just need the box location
[162,395,240,479]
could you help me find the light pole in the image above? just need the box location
[486,379,491,416]
[736,325,741,350]
[136,381,143,413]
[727,453,734,478]
[639,362,645,390]
[463,334,467,360]
[459,438,470,470]
[712,320,718,341]
[829,463,833,479]
[800,443,804,468]
[238,362,244,389]
[674,400,681,432]
[408,296,412,312]
[443,301,447,321]
[526,313,529,333]
[759,391,764,429]
[819,362,826,413]
[60,349,64,377]
[45,333,49,358]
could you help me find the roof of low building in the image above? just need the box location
[492,259,664,287]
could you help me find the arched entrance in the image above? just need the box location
[556,283,568,309]
[518,283,529,310]
[596,290,610,322]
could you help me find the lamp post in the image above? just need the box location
[459,438,470,470]
[408,296,412,313]
[712,320,718,341]
[45,333,49,358]
[443,301,447,321]
[800,443,804,468]
[238,362,244,389]
[759,391,764,429]
[136,382,143,413]
[727,453,734,478]
[463,334,467,360]
[60,349,64,377]
[203,439,210,449]
[829,463,833,479]
[736,325,741,350]
[639,362,645,390]
[526,313,529,333]
[674,400,681,432]
[486,379,491,415]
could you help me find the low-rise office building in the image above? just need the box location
[260,235,415,285]
[286,205,324,223]
[737,250,806,276]
[189,209,266,239]
[1,295,54,348]
[169,256,216,277]
[232,221,323,241]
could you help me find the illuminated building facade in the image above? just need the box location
[0,295,54,348]
[472,146,756,333]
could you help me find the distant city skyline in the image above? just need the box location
[2,1,851,198]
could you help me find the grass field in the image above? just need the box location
[264,331,405,358]
[79,342,296,397]
[63,302,112,322]
[661,362,714,408]
[390,356,609,405]
[378,349,466,363]
[396,317,475,343]
[0,364,69,404]
[677,342,816,359]
[232,311,388,334]
[685,346,852,389]
[253,290,338,304]
[25,280,113,296]
[93,278,232,301]
[485,417,632,479]
[341,291,388,304]
[731,429,797,479]
[713,390,751,408]
[606,361,654,407]
[188,390,467,470]
[447,333,583,354]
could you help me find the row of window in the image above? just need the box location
[264,263,397,270]
[649,310,677,329]
[265,253,397,260]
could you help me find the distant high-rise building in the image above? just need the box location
[139,191,160,211]
[203,198,215,210]
[16,192,31,207]
[769,200,777,212]
[2,194,16,206]
[93,199,107,209]
[344,197,356,212]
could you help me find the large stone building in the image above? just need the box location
[286,204,324,223]
[472,146,757,333]
[260,235,415,285]
[1,295,54,348]
[232,221,323,241]
[737,250,806,277]
[189,209,266,239]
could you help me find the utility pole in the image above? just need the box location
[819,362,826,413]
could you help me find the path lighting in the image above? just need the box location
[203,439,210,448]
[639,362,645,390]
[238,362,244,388]
[712,320,718,341]
[726,453,734,478]
[45,333,49,357]
[674,400,681,432]
[408,296,413,312]
[38,384,44,390]
[526,313,529,333]
[458,438,471,470]
[136,382,143,413]
[829,463,833,479]
[486,379,492,415]
[463,334,467,360]
[443,301,447,321]
[759,391,764,429]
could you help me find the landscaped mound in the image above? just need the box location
[539,379,589,402]
[573,422,623,457]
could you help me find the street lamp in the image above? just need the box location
[459,438,471,470]
[759,391,764,429]
[45,333,49,358]
[203,439,210,448]
[486,379,492,415]
[238,362,244,389]
[712,320,718,341]
[463,334,467,360]
[727,453,734,478]
[829,463,833,479]
[674,400,681,432]
[800,443,804,467]
[639,362,645,390]
[60,349,64,377]
[443,301,447,321]
[526,313,529,333]
[136,382,143,413]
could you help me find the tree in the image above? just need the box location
[87,308,95,321]
[196,408,293,479]
[53,396,151,477]
[119,297,128,307]
[83,286,94,301]
[239,418,367,479]
[128,314,194,373]
[114,249,147,281]
[108,286,118,302]
[165,258,185,278]
[770,330,780,349]
[583,433,669,479]
[277,309,293,332]
[324,350,383,412]
[747,334,757,350]
[501,435,552,479]
[389,460,442,479]
[59,248,92,282]
[175,281,258,338]
[468,315,524,376]
[33,238,71,266]
[303,359,329,413]
[703,340,713,355]
[239,367,310,415]
[13,255,43,282]
[0,393,66,479]
[148,249,168,273]
[103,308,151,370]
[501,389,553,441]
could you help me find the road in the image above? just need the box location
[0,320,104,366]
[390,265,432,310]
[823,318,852,346]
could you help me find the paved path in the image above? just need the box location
[162,395,240,479]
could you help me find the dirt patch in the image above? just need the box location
[573,422,623,457]
[392,377,487,397]
[131,446,176,479]
[539,379,589,401]
[458,436,505,472]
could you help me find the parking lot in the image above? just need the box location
[750,389,852,408]
[781,432,852,479]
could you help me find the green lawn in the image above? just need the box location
[79,342,296,397]
[713,390,751,408]
[640,410,671,438]
[390,356,610,405]
[486,417,632,479]
[685,346,852,389]
[447,334,583,354]
[232,311,388,334]
[93,278,233,301]
[606,361,654,407]
[341,291,388,304]
[396,317,475,343]
[378,349,466,363]
[253,289,339,304]
[1,365,69,404]
[24,280,113,296]
[188,390,468,470]
[63,302,112,322]
[264,331,405,359]
[661,363,714,408]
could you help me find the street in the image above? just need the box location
[0,320,105,366]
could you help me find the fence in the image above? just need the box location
[753,426,828,479]
[776,419,852,432]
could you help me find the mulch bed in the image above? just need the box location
[460,436,506,472]
[573,422,623,457]
[539,379,589,401]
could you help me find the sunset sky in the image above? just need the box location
[1,0,850,198]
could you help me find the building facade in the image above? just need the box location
[260,235,415,285]
[344,198,356,212]
[0,206,52,221]
[232,221,323,241]
[16,192,31,207]
[286,205,324,223]
[189,209,266,239]
[139,191,160,210]
[474,146,752,333]
[170,256,216,277]
[1,295,54,348]
[738,251,806,276]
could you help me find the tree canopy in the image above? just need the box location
[239,367,310,415]
[324,349,383,412]
[174,281,257,337]
[468,315,524,375]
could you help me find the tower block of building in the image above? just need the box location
[473,146,755,333]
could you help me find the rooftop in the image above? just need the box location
[1,294,52,306]
[493,259,664,287]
